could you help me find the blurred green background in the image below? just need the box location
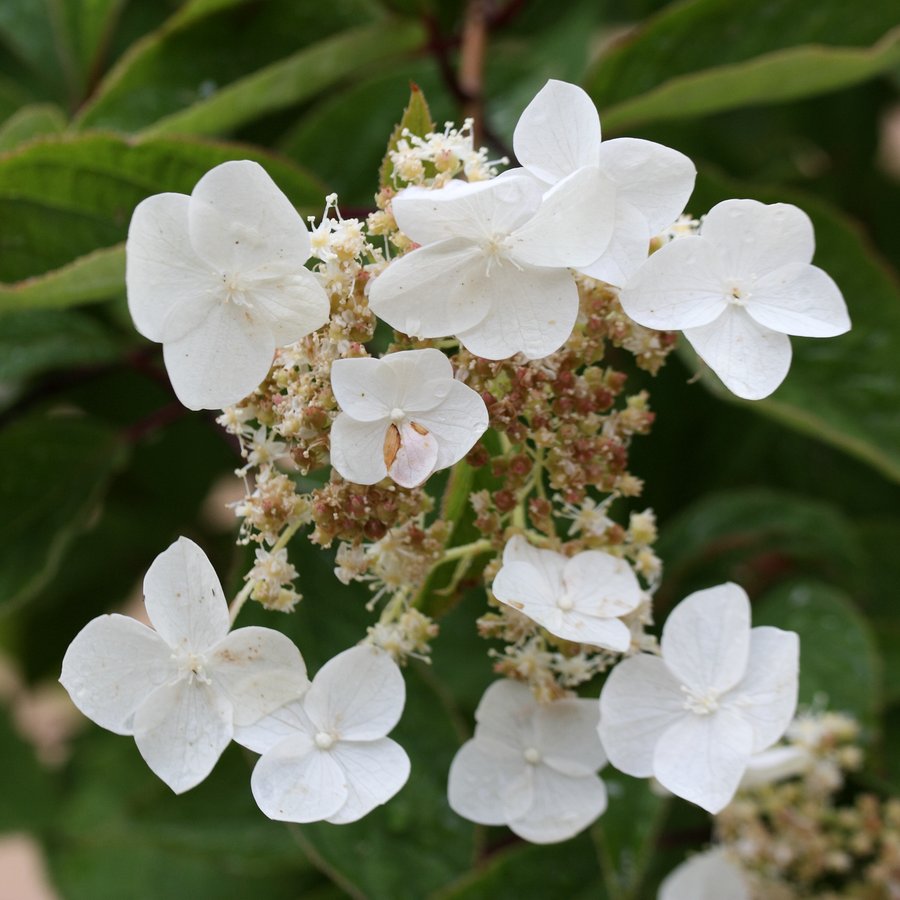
[0,0,898,897]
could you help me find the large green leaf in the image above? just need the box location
[140,20,426,139]
[586,0,900,130]
[74,0,397,133]
[755,580,883,727]
[0,412,128,611]
[0,103,66,151]
[0,133,323,284]
[681,173,900,483]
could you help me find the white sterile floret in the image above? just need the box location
[126,160,330,410]
[59,537,308,794]
[513,79,696,286]
[598,583,799,814]
[658,848,749,900]
[368,169,614,360]
[329,348,488,488]
[234,645,410,824]
[619,198,851,400]
[492,535,642,652]
[448,679,608,843]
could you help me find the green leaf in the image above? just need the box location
[0,412,128,611]
[654,488,866,607]
[141,20,427,139]
[0,308,119,382]
[586,0,900,130]
[0,0,69,102]
[0,133,323,283]
[755,579,883,727]
[379,80,436,188]
[0,103,66,152]
[74,1,409,133]
[682,172,900,484]
[0,245,125,313]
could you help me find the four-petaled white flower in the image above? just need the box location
[235,645,410,824]
[60,537,308,794]
[368,169,614,360]
[659,848,749,900]
[492,535,642,652]
[329,348,489,488]
[619,198,850,400]
[598,582,799,814]
[513,79,696,287]
[127,159,330,410]
[447,679,608,843]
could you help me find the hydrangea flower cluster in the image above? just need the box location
[61,78,850,854]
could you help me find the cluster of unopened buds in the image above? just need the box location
[62,80,854,850]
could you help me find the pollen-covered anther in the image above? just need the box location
[383,423,401,468]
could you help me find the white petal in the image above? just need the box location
[740,744,811,789]
[535,697,605,776]
[659,849,749,900]
[126,193,220,342]
[388,420,439,488]
[209,626,309,727]
[367,238,490,338]
[326,738,410,824]
[684,306,792,400]
[391,175,542,245]
[513,80,601,184]
[380,348,454,412]
[142,537,229,652]
[563,551,642,618]
[552,613,633,653]
[598,654,684,778]
[412,380,489,470]
[447,737,531,825]
[701,199,814,280]
[502,536,567,583]
[746,264,850,337]
[246,267,330,347]
[330,357,398,421]
[492,560,561,621]
[188,160,313,272]
[728,626,799,752]
[60,614,175,735]
[473,679,537,750]
[133,678,232,794]
[510,767,607,844]
[250,733,347,823]
[618,236,728,330]
[595,138,695,235]
[510,167,616,269]
[577,200,653,287]
[653,707,754,813]
[661,583,751,697]
[233,698,314,754]
[162,301,275,410]
[303,646,405,741]
[456,265,578,360]
[328,415,389,485]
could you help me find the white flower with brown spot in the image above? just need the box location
[329,348,488,488]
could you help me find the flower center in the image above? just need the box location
[557,594,574,612]
[390,407,406,423]
[314,731,336,750]
[681,685,720,715]
[523,746,542,765]
[222,272,252,307]
[726,282,748,306]
[481,234,514,275]
[175,649,212,685]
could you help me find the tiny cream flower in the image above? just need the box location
[127,160,330,410]
[367,170,614,360]
[598,583,799,813]
[329,348,488,487]
[619,198,850,399]
[235,646,410,824]
[60,537,308,794]
[448,679,608,843]
[659,848,749,900]
[513,79,696,286]
[492,536,642,652]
